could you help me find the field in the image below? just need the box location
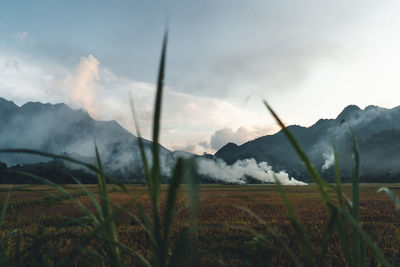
[1,183,399,266]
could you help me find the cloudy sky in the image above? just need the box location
[1,1,400,154]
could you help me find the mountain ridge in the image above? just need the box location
[0,97,176,180]
[215,104,400,181]
[2,97,400,183]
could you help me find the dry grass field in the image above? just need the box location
[0,183,399,266]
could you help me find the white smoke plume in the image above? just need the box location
[68,55,101,116]
[197,158,307,185]
[322,148,335,171]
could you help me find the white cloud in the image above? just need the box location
[0,53,62,104]
[4,2,400,157]
[210,126,275,151]
[0,50,277,154]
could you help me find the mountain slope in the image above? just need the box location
[215,105,400,181]
[0,97,175,178]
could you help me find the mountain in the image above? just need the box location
[3,97,400,184]
[215,105,400,182]
[0,97,175,180]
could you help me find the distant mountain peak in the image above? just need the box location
[223,142,239,149]
[0,96,179,181]
[214,102,400,182]
[214,142,240,162]
[364,105,386,112]
[21,101,70,110]
[0,97,18,108]
[0,97,12,103]
[336,104,361,121]
[365,105,378,110]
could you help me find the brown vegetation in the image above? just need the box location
[0,184,399,266]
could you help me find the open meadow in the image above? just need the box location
[0,183,399,266]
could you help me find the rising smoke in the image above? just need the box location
[197,158,307,185]
[315,105,399,173]
[322,149,335,171]
[66,54,101,117]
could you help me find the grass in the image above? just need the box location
[0,184,399,265]
[0,31,400,266]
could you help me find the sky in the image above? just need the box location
[1,1,400,154]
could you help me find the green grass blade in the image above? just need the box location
[168,227,193,267]
[237,207,302,267]
[333,146,343,207]
[336,206,391,267]
[317,206,338,266]
[264,101,332,208]
[274,177,317,266]
[332,146,353,264]
[11,170,100,224]
[349,127,363,266]
[64,171,104,220]
[350,127,360,220]
[129,96,152,191]
[92,236,152,267]
[377,187,400,221]
[101,170,155,245]
[148,29,168,267]
[377,187,400,208]
[124,194,153,236]
[111,201,156,246]
[152,30,168,191]
[169,158,199,266]
[95,146,109,216]
[63,198,136,267]
[335,214,352,265]
[94,146,121,266]
[184,158,199,221]
[162,158,184,255]
[0,189,11,225]
[90,200,151,267]
[0,148,99,172]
